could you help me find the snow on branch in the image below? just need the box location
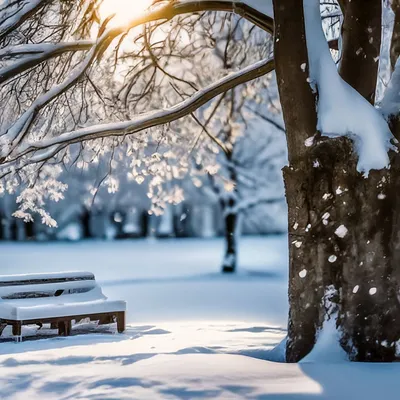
[0,2,178,153]
[0,0,276,163]
[0,41,93,85]
[173,0,273,32]
[0,0,47,41]
[303,0,394,174]
[7,57,274,168]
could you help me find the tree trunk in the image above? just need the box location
[391,0,400,72]
[273,0,400,362]
[221,197,238,273]
[339,0,381,104]
[80,208,91,239]
[284,137,400,362]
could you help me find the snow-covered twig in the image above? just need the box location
[0,0,275,161]
[0,41,93,85]
[0,0,47,41]
[4,57,274,170]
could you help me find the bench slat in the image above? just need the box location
[0,280,97,299]
[0,275,95,287]
[2,287,92,300]
[1,298,126,321]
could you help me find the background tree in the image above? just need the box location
[192,88,285,273]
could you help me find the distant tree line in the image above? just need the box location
[0,198,286,242]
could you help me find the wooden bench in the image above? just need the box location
[0,271,126,341]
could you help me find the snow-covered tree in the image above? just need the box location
[275,0,400,362]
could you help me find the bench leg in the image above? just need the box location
[99,315,114,325]
[58,320,72,336]
[0,322,7,336]
[116,312,125,333]
[12,322,22,342]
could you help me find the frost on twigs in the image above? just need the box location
[303,1,394,175]
[0,1,282,226]
[7,164,67,227]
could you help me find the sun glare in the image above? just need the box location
[99,0,153,28]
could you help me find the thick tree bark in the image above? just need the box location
[273,0,400,362]
[339,0,381,104]
[391,0,400,72]
[273,0,316,164]
[284,137,400,362]
[273,0,319,362]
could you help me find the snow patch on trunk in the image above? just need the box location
[334,225,348,238]
[223,253,236,267]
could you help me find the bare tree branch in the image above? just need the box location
[1,0,273,158]
[0,0,48,41]
[8,57,274,167]
[0,41,93,85]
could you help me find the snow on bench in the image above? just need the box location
[0,271,126,341]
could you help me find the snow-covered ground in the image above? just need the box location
[0,236,400,399]
[1,236,289,325]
